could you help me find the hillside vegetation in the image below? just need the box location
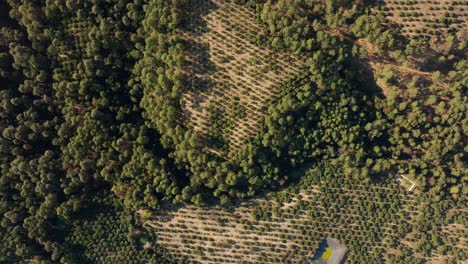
[182,0,304,152]
[0,0,466,263]
[376,0,468,39]
[146,163,467,263]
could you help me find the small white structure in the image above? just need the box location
[396,174,416,192]
[143,242,152,249]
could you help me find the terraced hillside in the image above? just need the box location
[181,0,304,152]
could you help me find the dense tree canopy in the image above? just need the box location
[0,0,465,262]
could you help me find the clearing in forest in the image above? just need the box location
[145,176,427,264]
[181,0,303,152]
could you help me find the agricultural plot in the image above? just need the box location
[397,208,468,263]
[441,221,468,253]
[376,0,468,39]
[147,173,424,264]
[181,0,304,152]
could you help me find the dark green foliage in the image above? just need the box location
[0,0,175,262]
[0,0,466,262]
[63,195,173,264]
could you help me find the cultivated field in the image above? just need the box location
[146,173,468,264]
[146,173,431,264]
[377,0,468,39]
[146,1,468,263]
[181,0,304,152]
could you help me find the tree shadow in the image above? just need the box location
[412,43,463,74]
[347,56,385,99]
[187,40,218,77]
[0,2,17,28]
[182,0,217,36]
[181,0,219,95]
[152,198,261,225]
